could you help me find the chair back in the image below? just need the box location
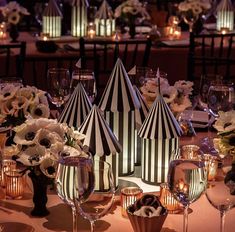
[0,42,26,83]
[188,32,235,83]
[79,37,152,95]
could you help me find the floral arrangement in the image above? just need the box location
[0,1,29,25]
[213,110,235,159]
[140,77,193,115]
[178,0,211,19]
[114,0,150,23]
[10,118,88,178]
[0,84,50,128]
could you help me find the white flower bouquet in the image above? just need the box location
[114,0,150,23]
[213,111,235,159]
[0,1,29,25]
[0,84,50,128]
[140,77,193,115]
[10,118,88,178]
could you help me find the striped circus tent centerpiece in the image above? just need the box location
[138,94,182,185]
[134,86,149,166]
[95,0,115,37]
[71,0,89,37]
[42,0,62,38]
[58,83,92,129]
[78,105,122,190]
[99,58,140,176]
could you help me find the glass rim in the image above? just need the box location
[121,186,143,196]
[48,68,69,73]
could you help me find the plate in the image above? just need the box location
[161,39,189,47]
[183,110,209,128]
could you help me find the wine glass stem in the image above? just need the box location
[90,220,95,232]
[72,207,78,232]
[220,210,226,232]
[183,205,189,232]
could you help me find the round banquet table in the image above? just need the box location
[0,131,235,232]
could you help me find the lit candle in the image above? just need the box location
[120,187,143,217]
[40,33,49,41]
[178,179,185,190]
[173,26,181,39]
[182,145,201,159]
[221,27,229,35]
[0,160,16,187]
[204,154,218,181]
[5,170,25,199]
[0,22,7,39]
[87,23,96,39]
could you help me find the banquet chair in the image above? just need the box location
[0,41,26,83]
[187,32,235,85]
[79,37,152,99]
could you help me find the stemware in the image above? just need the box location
[167,148,207,232]
[70,69,96,103]
[205,155,235,232]
[47,68,71,114]
[55,156,94,232]
[182,13,198,33]
[74,159,115,232]
[207,80,234,119]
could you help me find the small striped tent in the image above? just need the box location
[78,105,122,190]
[138,94,182,185]
[42,0,62,38]
[99,58,140,176]
[134,86,149,165]
[58,83,92,129]
[95,0,115,37]
[71,0,89,37]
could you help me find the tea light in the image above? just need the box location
[0,159,16,187]
[40,33,49,41]
[204,154,218,181]
[159,183,182,213]
[181,145,201,159]
[5,170,25,199]
[173,26,181,39]
[120,187,143,217]
[220,27,229,35]
[0,22,7,39]
[87,23,96,39]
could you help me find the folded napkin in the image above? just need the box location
[161,39,189,47]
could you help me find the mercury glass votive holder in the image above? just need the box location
[159,183,182,213]
[120,187,143,218]
[1,159,16,187]
[181,145,201,159]
[204,154,218,181]
[5,170,25,199]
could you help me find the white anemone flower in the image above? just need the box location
[0,98,16,116]
[29,104,50,119]
[13,123,41,145]
[0,84,19,101]
[170,96,192,113]
[161,86,178,104]
[174,80,193,96]
[16,87,37,104]
[40,157,58,178]
[46,123,65,139]
[214,111,235,133]
[12,96,29,113]
[35,129,64,154]
[59,145,88,159]
[16,145,46,166]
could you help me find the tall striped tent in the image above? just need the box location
[78,105,122,190]
[138,94,182,185]
[216,0,234,31]
[42,0,62,38]
[71,0,89,37]
[99,58,140,176]
[58,83,92,129]
[134,86,149,166]
[95,0,115,37]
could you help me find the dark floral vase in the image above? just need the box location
[28,169,50,217]
[127,15,136,39]
[9,24,19,43]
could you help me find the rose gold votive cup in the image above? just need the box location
[204,154,218,181]
[121,187,143,218]
[159,183,182,214]
[1,159,16,187]
[5,170,25,199]
[182,145,201,159]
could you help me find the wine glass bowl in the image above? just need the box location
[74,159,115,232]
[47,68,71,110]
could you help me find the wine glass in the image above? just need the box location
[55,156,94,232]
[182,12,198,32]
[70,69,96,103]
[205,155,235,232]
[167,148,207,232]
[47,68,71,115]
[74,159,115,232]
[207,81,234,119]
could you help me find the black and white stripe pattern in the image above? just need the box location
[71,0,88,37]
[99,58,140,112]
[43,0,62,17]
[58,83,92,129]
[141,138,179,184]
[78,105,121,188]
[134,86,149,165]
[138,95,182,139]
[104,111,135,176]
